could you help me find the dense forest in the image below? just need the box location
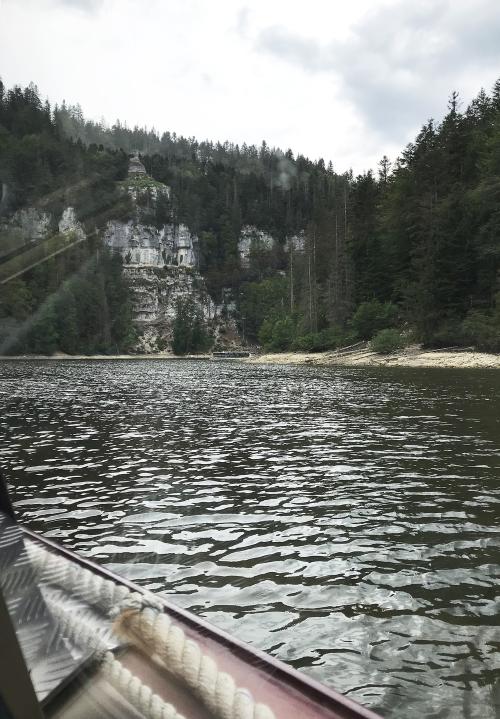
[1,79,500,354]
[0,81,135,354]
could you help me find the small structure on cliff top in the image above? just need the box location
[128,152,147,176]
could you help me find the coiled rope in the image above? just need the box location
[27,541,275,719]
[47,595,184,719]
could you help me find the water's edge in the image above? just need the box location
[2,345,500,369]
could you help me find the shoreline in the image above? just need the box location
[1,345,500,368]
[244,345,500,369]
[0,352,211,361]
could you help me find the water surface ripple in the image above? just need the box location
[1,360,499,718]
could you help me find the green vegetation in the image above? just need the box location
[0,242,136,354]
[461,296,500,351]
[2,79,500,355]
[119,174,166,191]
[350,301,398,341]
[370,329,406,355]
[0,81,135,355]
[172,299,212,355]
[0,232,82,283]
[293,326,351,353]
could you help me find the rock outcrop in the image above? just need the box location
[237,226,306,267]
[58,207,86,241]
[238,225,275,268]
[285,230,306,253]
[128,152,147,176]
[104,221,198,269]
[1,155,242,354]
[102,156,235,352]
[0,206,87,265]
[104,163,198,270]
[2,207,52,245]
[125,265,223,352]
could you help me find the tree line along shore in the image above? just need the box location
[1,79,500,357]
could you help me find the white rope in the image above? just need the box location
[27,541,276,719]
[47,595,185,719]
[27,540,149,614]
[116,608,275,719]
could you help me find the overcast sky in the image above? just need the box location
[1,0,500,173]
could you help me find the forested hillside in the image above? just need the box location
[1,79,500,355]
[0,81,135,354]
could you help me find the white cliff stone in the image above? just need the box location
[102,161,236,352]
[127,179,171,207]
[238,225,274,268]
[125,265,218,352]
[104,221,168,266]
[174,224,198,267]
[5,208,52,243]
[285,230,306,254]
[58,207,86,241]
[104,165,198,269]
[104,220,198,269]
[124,156,171,207]
[128,152,147,175]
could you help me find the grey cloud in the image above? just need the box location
[55,0,103,12]
[236,6,250,38]
[256,1,500,142]
[258,26,322,72]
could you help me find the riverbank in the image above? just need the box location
[0,352,211,361]
[245,344,500,369]
[2,345,500,368]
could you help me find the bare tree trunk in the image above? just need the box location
[0,182,8,213]
[312,228,316,332]
[308,252,313,331]
[343,185,352,316]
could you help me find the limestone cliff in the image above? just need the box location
[237,225,306,267]
[102,156,237,352]
[0,205,86,265]
[238,225,275,268]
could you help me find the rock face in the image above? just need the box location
[285,231,306,254]
[104,163,198,270]
[126,265,223,352]
[103,158,235,352]
[238,225,275,268]
[1,155,241,354]
[3,208,52,244]
[0,206,87,260]
[128,152,147,176]
[104,221,198,269]
[58,207,86,241]
[237,225,307,265]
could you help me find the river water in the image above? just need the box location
[0,359,499,718]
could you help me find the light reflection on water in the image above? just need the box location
[1,359,500,718]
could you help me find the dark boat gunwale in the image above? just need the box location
[23,526,383,719]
